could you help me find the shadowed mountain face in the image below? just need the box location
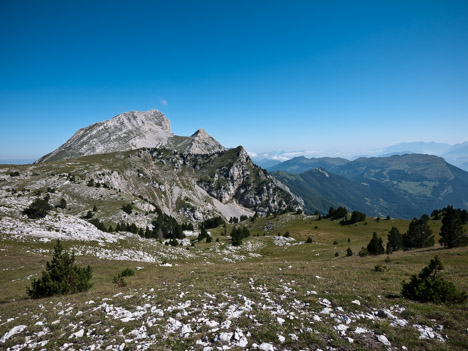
[36,109,226,163]
[267,156,349,174]
[272,154,468,218]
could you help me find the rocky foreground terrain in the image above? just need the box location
[1,212,467,350]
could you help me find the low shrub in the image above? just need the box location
[23,198,53,219]
[402,255,467,304]
[113,268,135,287]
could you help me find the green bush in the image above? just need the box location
[346,247,353,256]
[358,247,368,257]
[121,203,133,214]
[374,264,387,272]
[113,268,135,287]
[306,237,312,243]
[113,275,127,287]
[23,198,53,219]
[120,268,135,277]
[27,240,92,298]
[231,226,250,246]
[402,255,467,304]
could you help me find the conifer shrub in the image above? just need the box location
[358,247,368,257]
[23,198,53,219]
[83,210,94,219]
[439,206,468,248]
[346,247,353,256]
[366,232,385,255]
[402,255,467,304]
[374,264,387,272]
[113,268,135,287]
[121,203,133,214]
[27,240,92,298]
[231,226,250,246]
[387,226,402,252]
[120,268,135,277]
[402,215,434,249]
[306,237,312,243]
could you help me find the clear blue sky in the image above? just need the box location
[1,0,467,161]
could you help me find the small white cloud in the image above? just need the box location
[283,151,304,158]
[160,99,168,106]
[247,151,258,158]
[271,155,290,162]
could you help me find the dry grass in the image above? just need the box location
[0,215,467,350]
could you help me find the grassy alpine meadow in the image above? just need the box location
[0,213,467,350]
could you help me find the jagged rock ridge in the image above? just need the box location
[36,109,226,163]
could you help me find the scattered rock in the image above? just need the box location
[0,325,27,343]
[377,334,391,346]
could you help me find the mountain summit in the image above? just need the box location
[36,109,225,163]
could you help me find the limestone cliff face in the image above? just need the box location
[196,146,303,215]
[36,109,225,163]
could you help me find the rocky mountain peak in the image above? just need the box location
[176,128,227,155]
[113,109,171,133]
[191,128,208,137]
[36,109,227,162]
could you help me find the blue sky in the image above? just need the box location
[1,0,467,161]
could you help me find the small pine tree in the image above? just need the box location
[387,226,402,252]
[306,237,312,243]
[366,232,385,255]
[197,227,208,241]
[402,255,467,304]
[206,234,212,243]
[385,242,393,255]
[346,247,353,256]
[27,240,92,298]
[402,215,434,249]
[439,206,468,248]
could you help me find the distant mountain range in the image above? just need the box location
[271,154,468,219]
[253,141,468,172]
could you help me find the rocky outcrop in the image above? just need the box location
[196,146,302,215]
[171,128,226,155]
